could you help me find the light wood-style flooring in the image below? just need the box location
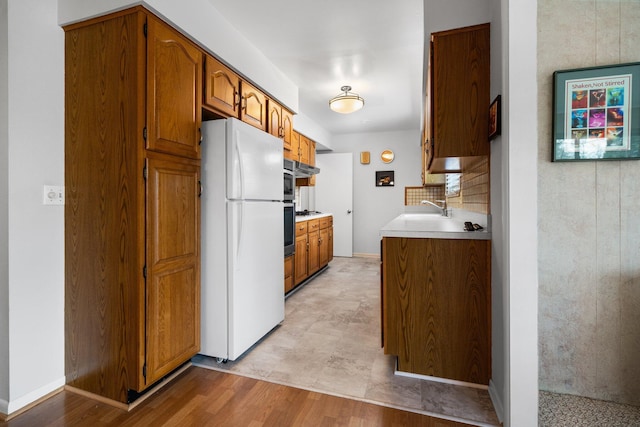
[0,367,472,426]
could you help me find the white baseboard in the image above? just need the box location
[488,379,504,424]
[4,376,65,418]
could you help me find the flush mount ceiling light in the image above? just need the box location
[329,85,364,114]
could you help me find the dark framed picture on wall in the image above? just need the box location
[376,170,394,187]
[489,95,501,140]
[552,61,640,161]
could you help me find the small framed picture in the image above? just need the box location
[489,95,501,140]
[376,170,394,187]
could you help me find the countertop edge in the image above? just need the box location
[380,229,491,240]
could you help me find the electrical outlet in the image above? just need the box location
[43,185,65,205]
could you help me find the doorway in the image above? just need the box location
[315,152,353,257]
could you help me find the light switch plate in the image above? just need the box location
[43,185,65,205]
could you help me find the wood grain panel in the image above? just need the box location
[203,54,241,118]
[146,15,202,159]
[383,237,491,385]
[64,9,146,402]
[145,153,201,385]
[240,80,267,131]
[431,24,490,159]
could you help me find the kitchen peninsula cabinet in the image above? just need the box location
[382,237,490,385]
[424,23,490,176]
[64,7,201,404]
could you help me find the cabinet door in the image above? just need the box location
[383,237,490,385]
[145,153,201,385]
[431,24,489,159]
[307,230,320,274]
[204,54,240,118]
[294,233,308,284]
[268,100,283,139]
[284,256,294,293]
[240,81,267,131]
[308,140,316,167]
[146,15,202,159]
[319,227,329,266]
[328,227,334,263]
[299,135,310,164]
[286,130,300,161]
[282,108,294,150]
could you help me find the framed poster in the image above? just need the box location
[552,62,640,161]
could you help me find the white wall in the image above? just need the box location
[327,129,422,255]
[294,112,333,152]
[505,0,539,425]
[1,0,66,414]
[488,0,505,420]
[58,0,299,113]
[0,0,10,409]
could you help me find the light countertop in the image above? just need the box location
[296,212,332,222]
[380,212,491,240]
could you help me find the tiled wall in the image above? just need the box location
[406,157,489,214]
[404,185,445,205]
[537,0,640,406]
[446,157,490,214]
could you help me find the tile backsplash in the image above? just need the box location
[405,185,445,205]
[405,156,489,214]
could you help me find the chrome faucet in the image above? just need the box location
[421,199,448,217]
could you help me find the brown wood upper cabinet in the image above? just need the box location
[203,54,241,118]
[285,130,300,161]
[146,15,202,160]
[299,134,311,164]
[424,23,490,176]
[64,7,201,404]
[240,80,268,131]
[268,99,294,150]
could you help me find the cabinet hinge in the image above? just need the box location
[143,23,147,37]
[143,166,148,181]
[143,127,147,141]
[142,363,147,379]
[143,265,147,278]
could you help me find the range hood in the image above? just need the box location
[294,161,320,177]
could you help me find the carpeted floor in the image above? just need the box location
[539,390,640,426]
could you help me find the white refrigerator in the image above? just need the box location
[201,118,284,361]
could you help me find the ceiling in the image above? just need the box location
[206,0,425,137]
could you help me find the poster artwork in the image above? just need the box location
[565,74,631,153]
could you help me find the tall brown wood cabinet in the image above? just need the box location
[64,7,201,404]
[424,23,490,175]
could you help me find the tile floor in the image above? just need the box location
[193,256,500,426]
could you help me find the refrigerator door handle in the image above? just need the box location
[234,135,245,199]
[232,203,244,261]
